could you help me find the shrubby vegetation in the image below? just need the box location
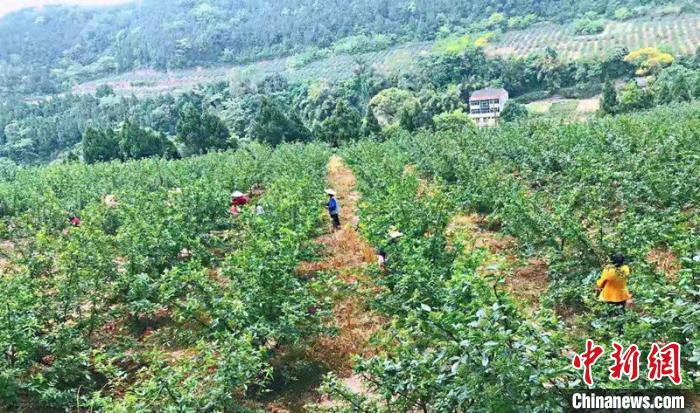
[1,94,698,412]
[574,14,606,35]
[0,1,698,410]
[0,142,333,410]
[320,140,571,411]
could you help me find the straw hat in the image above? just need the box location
[231,191,245,198]
[325,189,337,196]
[103,194,119,208]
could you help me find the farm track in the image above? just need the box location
[267,155,382,412]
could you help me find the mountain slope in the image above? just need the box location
[0,0,682,96]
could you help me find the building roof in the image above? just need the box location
[469,87,508,101]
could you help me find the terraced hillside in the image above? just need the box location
[72,42,433,97]
[488,14,700,60]
[72,14,700,97]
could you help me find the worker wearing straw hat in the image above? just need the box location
[231,191,250,206]
[230,190,250,216]
[378,228,403,271]
[325,189,341,230]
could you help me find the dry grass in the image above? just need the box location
[447,214,515,253]
[296,229,375,279]
[302,155,382,375]
[576,97,600,113]
[306,290,384,376]
[297,155,375,278]
[647,247,681,282]
[0,240,17,275]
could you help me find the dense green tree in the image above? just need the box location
[317,100,362,147]
[418,85,467,119]
[432,109,476,132]
[95,85,115,98]
[500,101,529,122]
[601,80,619,114]
[0,157,17,181]
[0,1,695,166]
[82,127,120,164]
[399,103,429,132]
[118,120,175,160]
[176,104,232,156]
[574,15,605,35]
[369,88,421,128]
[1,0,669,97]
[618,81,653,112]
[652,65,694,104]
[600,47,633,80]
[361,108,382,137]
[251,98,311,146]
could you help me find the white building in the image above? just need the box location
[468,88,509,128]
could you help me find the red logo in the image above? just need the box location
[573,340,682,385]
[572,339,605,385]
[648,342,682,385]
[609,342,640,381]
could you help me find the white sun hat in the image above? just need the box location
[325,189,337,196]
[388,229,404,239]
[231,191,245,198]
[103,194,119,208]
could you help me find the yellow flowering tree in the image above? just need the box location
[624,47,674,76]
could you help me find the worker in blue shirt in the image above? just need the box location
[325,189,340,230]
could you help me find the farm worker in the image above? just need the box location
[378,229,403,271]
[231,191,250,206]
[69,215,81,227]
[325,189,340,230]
[596,253,633,309]
[377,249,387,268]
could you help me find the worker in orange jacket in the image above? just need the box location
[596,253,633,310]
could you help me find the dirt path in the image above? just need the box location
[304,156,382,375]
[267,155,382,412]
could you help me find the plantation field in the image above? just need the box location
[72,42,432,97]
[488,14,700,60]
[0,142,336,410]
[0,103,698,411]
[526,96,601,119]
[72,13,700,98]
